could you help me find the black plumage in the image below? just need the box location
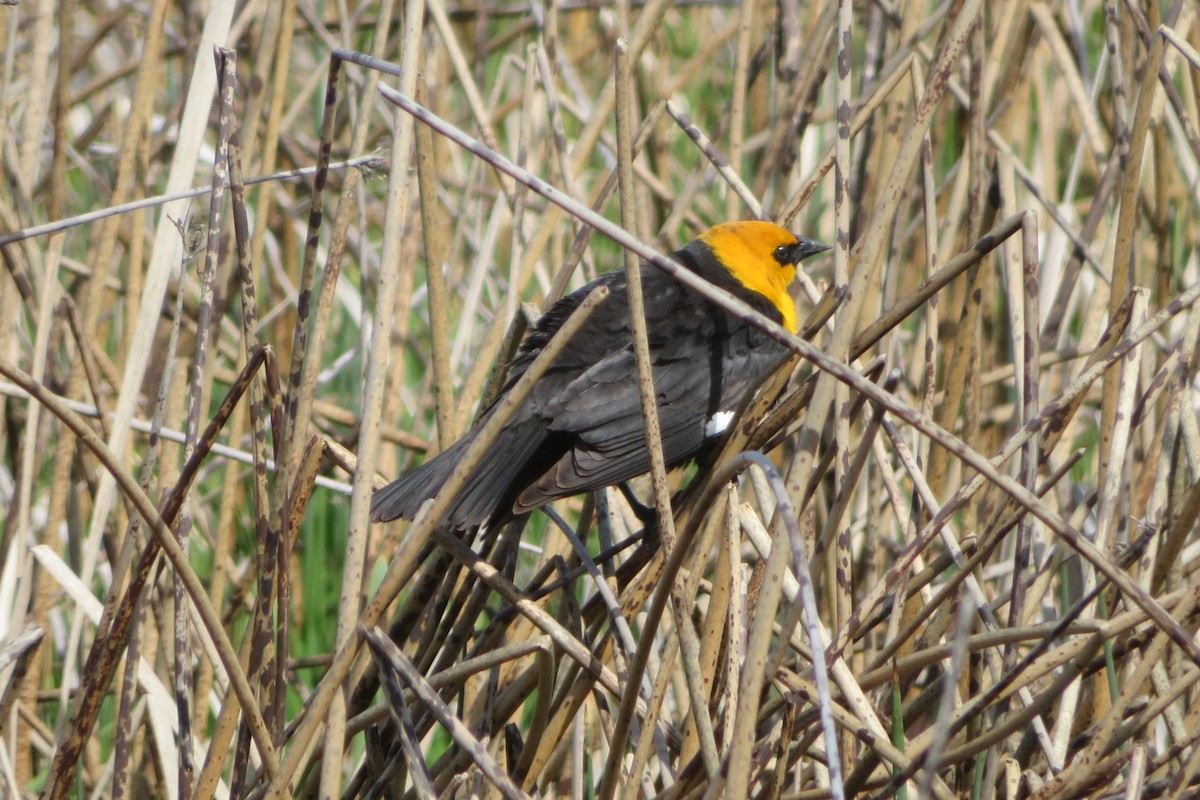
[370,223,829,530]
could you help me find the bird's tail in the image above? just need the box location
[369,433,475,524]
[369,417,546,529]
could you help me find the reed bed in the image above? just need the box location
[4,1,1200,798]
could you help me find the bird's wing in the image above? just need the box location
[499,270,629,394]
[512,340,746,514]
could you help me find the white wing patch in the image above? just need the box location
[705,410,735,437]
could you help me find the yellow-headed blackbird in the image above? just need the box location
[370,221,829,530]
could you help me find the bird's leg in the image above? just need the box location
[613,480,666,559]
[615,480,655,526]
[491,514,531,582]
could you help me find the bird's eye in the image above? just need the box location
[773,245,791,264]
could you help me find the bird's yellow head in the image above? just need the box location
[698,221,830,334]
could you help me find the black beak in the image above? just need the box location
[793,237,832,262]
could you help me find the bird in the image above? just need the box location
[370,221,830,530]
